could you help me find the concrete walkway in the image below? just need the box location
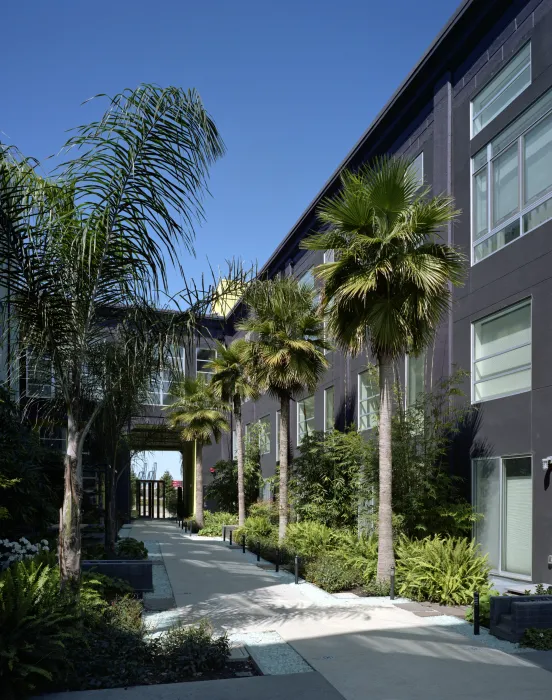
[122,520,552,700]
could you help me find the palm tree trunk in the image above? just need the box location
[105,456,117,555]
[59,412,83,591]
[376,353,395,583]
[235,399,246,526]
[278,395,290,541]
[195,442,204,529]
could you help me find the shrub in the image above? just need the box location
[235,515,278,547]
[362,579,391,596]
[521,628,552,650]
[115,538,148,560]
[284,521,334,559]
[149,620,229,675]
[0,537,51,570]
[198,510,238,537]
[465,590,499,627]
[395,535,491,605]
[249,500,278,523]
[332,531,378,585]
[0,557,78,699]
[81,570,135,602]
[304,552,362,593]
[205,457,262,513]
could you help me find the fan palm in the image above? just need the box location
[0,84,224,587]
[166,376,229,529]
[208,339,259,526]
[302,156,465,581]
[239,277,329,540]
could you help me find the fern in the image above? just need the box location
[284,522,334,558]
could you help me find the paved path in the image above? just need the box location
[123,520,552,700]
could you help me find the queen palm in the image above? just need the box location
[302,156,465,582]
[0,85,224,587]
[239,277,329,540]
[208,339,258,526]
[166,376,229,529]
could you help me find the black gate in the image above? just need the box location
[136,480,166,518]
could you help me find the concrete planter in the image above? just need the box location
[82,559,153,593]
[490,595,552,642]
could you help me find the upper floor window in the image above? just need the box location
[258,416,271,455]
[196,347,216,380]
[410,152,424,187]
[358,370,379,431]
[406,352,425,407]
[472,87,552,263]
[323,250,335,264]
[26,353,54,399]
[324,386,334,432]
[146,346,185,406]
[472,299,531,402]
[299,268,314,288]
[297,395,315,445]
[471,43,531,137]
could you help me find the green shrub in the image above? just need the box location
[521,628,552,650]
[235,515,278,547]
[149,620,229,674]
[304,552,361,593]
[81,570,135,602]
[395,535,491,605]
[248,500,278,523]
[198,510,238,537]
[115,538,148,560]
[284,521,334,558]
[332,531,378,585]
[0,557,78,699]
[362,579,391,596]
[465,590,499,627]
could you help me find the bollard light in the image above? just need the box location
[275,548,280,573]
[473,591,480,635]
[257,541,261,562]
[390,565,395,600]
[229,529,233,546]
[295,555,300,585]
[242,534,246,554]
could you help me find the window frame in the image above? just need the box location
[470,42,532,138]
[471,299,532,404]
[146,346,186,407]
[324,386,334,432]
[258,415,271,455]
[410,151,424,187]
[26,352,55,400]
[196,347,217,380]
[358,370,379,431]
[297,395,315,446]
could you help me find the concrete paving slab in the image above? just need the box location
[38,671,345,700]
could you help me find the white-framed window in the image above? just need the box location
[39,425,66,453]
[26,352,54,399]
[358,370,379,431]
[146,346,185,406]
[299,268,314,288]
[258,416,271,455]
[196,347,216,380]
[473,455,532,578]
[471,84,552,263]
[245,423,251,445]
[406,352,425,407]
[324,386,334,432]
[275,410,280,461]
[410,152,424,187]
[471,42,531,137]
[297,395,315,445]
[232,428,238,460]
[323,250,335,264]
[472,299,531,403]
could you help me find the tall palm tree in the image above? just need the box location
[166,376,229,529]
[239,277,329,541]
[302,156,465,582]
[0,85,224,587]
[208,339,258,526]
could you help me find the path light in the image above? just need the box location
[474,591,480,635]
[390,565,395,600]
[295,555,300,585]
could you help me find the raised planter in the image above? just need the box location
[490,595,552,642]
[82,559,153,593]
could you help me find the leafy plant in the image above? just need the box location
[0,538,51,570]
[205,457,262,515]
[465,590,499,627]
[81,571,135,602]
[362,579,391,596]
[284,521,334,558]
[249,500,279,523]
[304,552,361,593]
[521,628,552,650]
[115,538,148,560]
[395,535,490,605]
[234,515,278,547]
[332,531,378,585]
[149,620,229,675]
[535,583,552,595]
[198,510,238,537]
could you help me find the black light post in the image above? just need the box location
[390,565,395,600]
[295,555,300,584]
[474,591,480,635]
[257,541,261,562]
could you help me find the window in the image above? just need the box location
[297,395,315,445]
[323,250,335,264]
[324,386,334,432]
[258,416,271,455]
[196,347,216,380]
[275,410,280,460]
[26,353,54,399]
[146,346,185,406]
[472,300,531,402]
[358,370,379,430]
[406,352,425,407]
[299,268,314,288]
[39,426,66,452]
[232,429,238,460]
[471,86,552,262]
[473,455,532,577]
[410,152,424,187]
[471,43,531,137]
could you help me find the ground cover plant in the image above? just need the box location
[198,510,238,537]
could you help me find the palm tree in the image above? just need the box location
[0,85,224,587]
[302,156,465,582]
[239,277,329,541]
[166,376,229,529]
[208,339,258,526]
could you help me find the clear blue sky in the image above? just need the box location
[1,0,460,297]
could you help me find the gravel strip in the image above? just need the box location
[228,630,313,675]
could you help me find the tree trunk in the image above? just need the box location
[195,442,204,529]
[59,413,83,591]
[235,399,246,526]
[376,353,395,583]
[278,395,290,542]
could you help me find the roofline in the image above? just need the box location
[257,0,475,278]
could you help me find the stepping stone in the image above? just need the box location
[229,645,250,662]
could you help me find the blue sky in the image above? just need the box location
[1,0,459,297]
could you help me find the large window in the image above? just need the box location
[472,300,531,402]
[297,395,315,445]
[472,85,552,263]
[473,455,532,577]
[406,352,425,407]
[358,370,379,431]
[39,426,66,452]
[471,43,531,137]
[146,347,185,406]
[26,353,54,399]
[299,268,314,288]
[410,152,424,187]
[324,386,334,432]
[275,410,280,461]
[258,416,271,455]
[196,348,216,380]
